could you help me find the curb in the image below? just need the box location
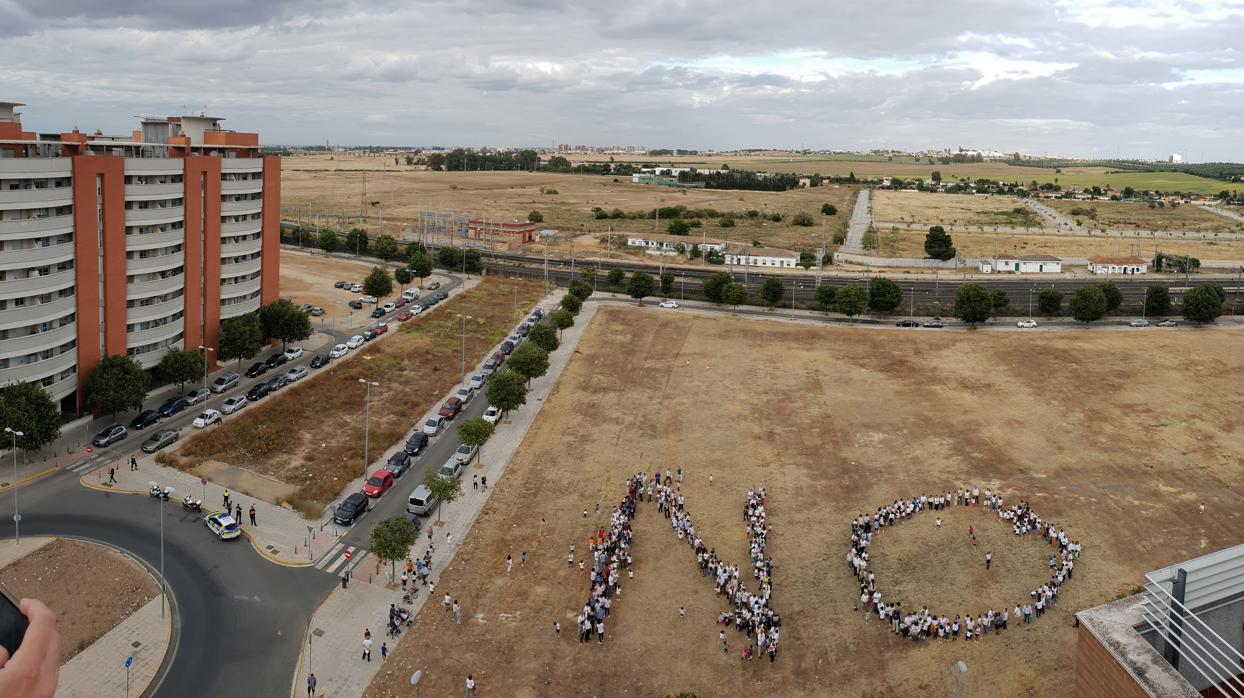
[0,465,59,494]
[290,583,343,698]
[242,529,318,568]
[79,476,147,495]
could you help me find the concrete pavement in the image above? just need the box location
[842,189,870,252]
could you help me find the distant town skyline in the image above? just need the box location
[2,0,1242,161]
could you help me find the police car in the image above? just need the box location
[204,512,242,540]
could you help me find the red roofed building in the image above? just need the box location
[467,219,538,245]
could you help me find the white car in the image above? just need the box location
[382,302,397,314]
[482,405,502,424]
[329,343,349,359]
[1016,319,1038,329]
[468,374,485,390]
[284,346,303,360]
[455,386,475,404]
[350,283,362,293]
[184,388,210,406]
[360,295,377,304]
[192,409,222,428]
[658,300,679,309]
[346,335,365,349]
[454,443,478,464]
[221,395,248,415]
[409,305,423,317]
[423,416,444,436]
[285,366,308,382]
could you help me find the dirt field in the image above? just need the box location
[282,155,855,251]
[366,306,1244,698]
[873,191,1039,227]
[175,277,548,512]
[0,539,157,661]
[1044,200,1244,232]
[875,225,1244,261]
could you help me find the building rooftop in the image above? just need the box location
[728,246,799,259]
[627,232,725,245]
[1089,256,1147,265]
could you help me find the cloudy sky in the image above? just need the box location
[2,0,1243,159]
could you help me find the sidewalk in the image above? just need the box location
[291,291,598,698]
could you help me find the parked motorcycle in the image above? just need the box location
[181,495,202,512]
[148,483,171,500]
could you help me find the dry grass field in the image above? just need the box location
[873,191,1039,227]
[282,154,855,252]
[1044,200,1244,232]
[174,277,548,512]
[366,306,1244,698]
[874,225,1244,261]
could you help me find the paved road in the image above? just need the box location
[842,189,870,252]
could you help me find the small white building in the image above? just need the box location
[625,233,727,256]
[724,246,800,268]
[1088,256,1148,275]
[979,254,1063,274]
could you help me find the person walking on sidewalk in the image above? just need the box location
[108,467,116,484]
[306,673,316,697]
[472,474,478,491]
[986,552,992,570]
[481,475,488,490]
[381,642,388,661]
[130,456,137,471]
[362,630,373,661]
[465,674,475,698]
[249,505,257,526]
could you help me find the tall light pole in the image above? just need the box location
[198,345,214,388]
[358,379,379,479]
[149,482,175,619]
[4,428,21,542]
[455,314,473,384]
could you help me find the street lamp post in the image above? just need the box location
[1028,287,1034,319]
[152,483,175,619]
[198,345,215,387]
[456,314,472,385]
[358,379,379,478]
[4,427,22,542]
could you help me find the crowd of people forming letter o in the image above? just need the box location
[575,469,781,662]
[849,486,1083,643]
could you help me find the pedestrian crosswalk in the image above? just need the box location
[315,542,370,576]
[65,456,109,474]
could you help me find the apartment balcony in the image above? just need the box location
[126,272,185,300]
[221,199,262,216]
[125,227,185,251]
[0,345,76,388]
[125,204,184,225]
[125,321,183,350]
[42,369,78,403]
[0,268,76,301]
[0,322,76,360]
[0,214,74,240]
[221,179,263,195]
[124,183,184,201]
[123,159,184,176]
[221,237,263,256]
[221,276,261,300]
[0,187,73,210]
[126,251,184,274]
[0,159,73,178]
[0,296,76,329]
[220,160,263,174]
[220,295,260,318]
[0,242,76,271]
[126,296,185,324]
[221,219,262,236]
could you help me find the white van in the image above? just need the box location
[401,289,419,302]
[407,484,439,516]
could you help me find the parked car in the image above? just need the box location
[481,356,500,374]
[297,303,313,313]
[346,335,365,349]
[404,431,429,455]
[658,300,679,308]
[246,383,271,402]
[370,307,385,319]
[184,388,211,406]
[264,352,288,370]
[895,319,919,328]
[382,302,397,314]
[438,397,463,420]
[350,283,363,293]
[437,457,464,479]
[204,512,241,540]
[406,484,439,517]
[531,307,545,319]
[409,304,424,316]
[516,322,531,337]
[265,374,289,392]
[385,451,412,478]
[129,410,160,430]
[499,340,516,355]
[92,424,128,447]
[491,351,505,367]
[285,366,309,382]
[371,322,388,336]
[157,396,190,418]
[333,493,369,525]
[396,310,412,322]
[455,386,475,404]
[363,470,395,497]
[394,297,406,309]
[482,405,502,424]
[245,362,268,378]
[361,329,376,342]
[193,409,222,428]
[922,320,945,328]
[348,299,363,310]
[428,281,441,290]
[1017,319,1039,329]
[423,416,444,436]
[468,374,485,390]
[334,280,347,289]
[361,295,377,304]
[310,306,325,317]
[1129,319,1150,328]
[454,443,477,464]
[1157,319,1178,327]
[141,429,179,454]
[436,291,448,302]
[330,343,350,359]
[284,346,304,361]
[221,395,248,415]
[310,354,331,369]
[210,372,240,393]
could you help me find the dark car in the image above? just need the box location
[129,410,160,430]
[246,383,271,402]
[348,299,363,310]
[895,319,919,328]
[428,281,441,290]
[92,424,128,447]
[157,396,190,418]
[499,340,516,355]
[417,298,434,311]
[922,320,945,328]
[265,374,288,392]
[370,307,385,319]
[245,361,268,378]
[531,307,545,319]
[141,429,179,454]
[438,396,463,420]
[310,354,331,369]
[361,329,376,341]
[404,431,429,456]
[333,492,369,525]
[264,353,288,370]
[516,322,531,337]
[334,280,347,289]
[385,451,412,478]
[435,291,448,302]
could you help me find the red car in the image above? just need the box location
[438,396,463,420]
[396,310,412,321]
[371,322,388,336]
[394,297,406,308]
[362,469,395,497]
[491,351,505,367]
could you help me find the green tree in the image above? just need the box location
[508,342,550,386]
[560,293,582,315]
[761,277,785,307]
[718,217,735,228]
[667,219,691,235]
[607,268,625,286]
[627,272,656,305]
[463,249,482,275]
[1144,285,1171,316]
[394,267,413,286]
[791,212,815,227]
[345,227,369,255]
[578,267,597,284]
[258,299,312,350]
[722,282,749,308]
[527,210,544,223]
[867,277,902,312]
[991,289,1010,311]
[485,369,527,415]
[457,418,495,465]
[923,225,956,260]
[702,272,733,304]
[436,246,463,270]
[527,323,559,352]
[363,266,393,299]
[408,252,433,287]
[1182,284,1224,325]
[689,244,703,259]
[0,382,61,451]
[954,283,993,326]
[404,241,427,261]
[218,313,263,367]
[424,474,462,524]
[1069,285,1108,324]
[1098,281,1122,312]
[815,285,837,310]
[84,354,148,419]
[567,279,593,301]
[373,234,399,262]
[821,203,838,216]
[549,308,574,336]
[659,271,674,296]
[836,286,867,319]
[157,348,206,391]
[369,516,420,580]
[317,229,340,253]
[1037,288,1063,316]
